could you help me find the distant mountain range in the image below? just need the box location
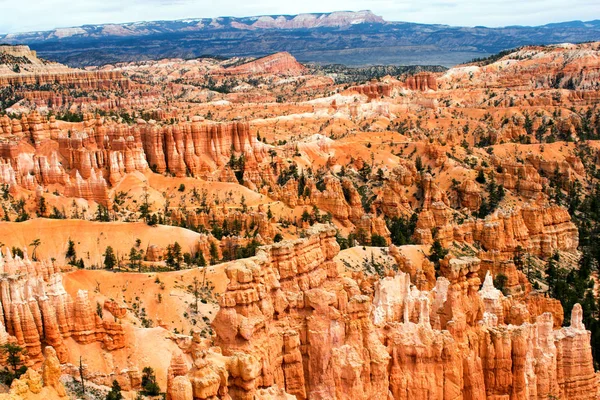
[1,10,600,67]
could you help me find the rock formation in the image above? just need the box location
[0,345,67,400]
[347,82,393,99]
[404,72,437,91]
[0,248,125,364]
[0,45,130,90]
[162,225,597,400]
[225,52,307,76]
[0,112,267,204]
[439,42,600,91]
[415,197,578,258]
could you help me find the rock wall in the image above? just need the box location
[347,82,393,99]
[0,113,265,204]
[166,225,596,400]
[439,43,600,91]
[416,199,578,258]
[0,46,131,91]
[0,345,67,400]
[0,69,130,90]
[0,248,125,364]
[404,72,438,91]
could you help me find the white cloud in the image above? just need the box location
[0,0,598,33]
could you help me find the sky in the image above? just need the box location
[0,0,599,34]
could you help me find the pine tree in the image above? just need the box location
[104,246,116,270]
[66,239,76,263]
[129,247,142,271]
[209,242,219,265]
[141,367,160,396]
[172,242,182,269]
[476,169,486,184]
[29,239,41,261]
[428,239,449,273]
[37,197,47,216]
[415,155,423,172]
[106,380,123,400]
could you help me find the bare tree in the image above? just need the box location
[79,356,86,395]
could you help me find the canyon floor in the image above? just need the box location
[0,43,599,399]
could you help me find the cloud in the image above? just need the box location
[0,0,598,33]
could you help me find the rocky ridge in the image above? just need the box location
[225,52,308,76]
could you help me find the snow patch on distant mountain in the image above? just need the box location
[0,10,385,43]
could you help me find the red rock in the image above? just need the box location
[225,52,307,76]
[404,72,437,91]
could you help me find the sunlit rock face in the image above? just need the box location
[159,226,597,400]
[0,248,126,364]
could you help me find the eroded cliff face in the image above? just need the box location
[0,45,130,90]
[0,248,125,364]
[439,43,600,92]
[0,345,67,400]
[415,193,578,258]
[224,52,307,76]
[0,113,265,204]
[346,73,437,99]
[165,225,596,400]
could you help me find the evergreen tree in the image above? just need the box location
[106,380,123,400]
[476,169,486,184]
[141,367,160,396]
[129,247,142,270]
[66,239,76,263]
[301,209,311,223]
[370,234,387,247]
[428,239,448,273]
[29,238,41,261]
[1,343,25,374]
[37,196,47,216]
[386,214,418,245]
[95,204,110,222]
[415,155,423,172]
[103,246,116,270]
[209,242,219,265]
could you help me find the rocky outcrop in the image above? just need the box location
[458,179,482,210]
[225,52,307,76]
[373,164,416,218]
[140,118,262,177]
[0,248,125,364]
[0,345,67,400]
[347,82,393,99]
[0,70,130,90]
[41,346,67,397]
[415,199,578,258]
[404,72,437,91]
[0,45,130,90]
[164,225,596,400]
[440,42,600,91]
[0,113,268,204]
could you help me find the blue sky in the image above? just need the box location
[0,0,598,33]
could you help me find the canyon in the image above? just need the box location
[0,42,599,399]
